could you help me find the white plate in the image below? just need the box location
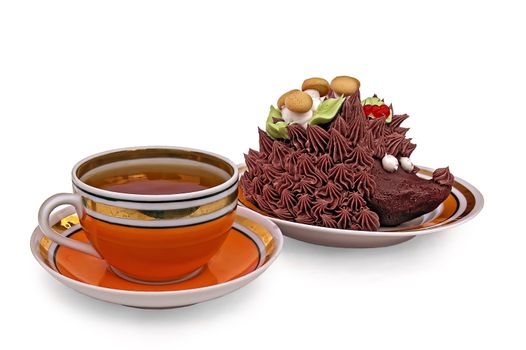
[239,165,483,248]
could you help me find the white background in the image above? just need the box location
[1,0,524,349]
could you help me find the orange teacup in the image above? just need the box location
[38,147,239,284]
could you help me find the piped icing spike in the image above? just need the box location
[328,128,351,163]
[355,208,380,231]
[433,167,454,186]
[394,127,410,136]
[284,151,302,173]
[347,144,374,169]
[320,214,338,229]
[275,173,295,192]
[360,132,376,151]
[269,141,290,168]
[342,191,366,212]
[296,153,318,177]
[335,207,353,229]
[311,198,331,217]
[389,114,409,129]
[244,152,261,175]
[341,91,366,123]
[292,177,317,194]
[368,116,387,138]
[317,180,342,199]
[328,163,354,190]
[347,111,367,146]
[294,193,313,214]
[287,123,308,150]
[317,153,334,175]
[261,163,282,179]
[252,176,265,194]
[330,116,350,138]
[384,132,406,156]
[258,128,274,154]
[277,189,297,211]
[354,171,376,198]
[399,139,417,157]
[372,137,386,158]
[262,184,280,203]
[306,125,330,155]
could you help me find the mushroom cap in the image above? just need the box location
[330,76,361,96]
[302,77,330,97]
[284,90,313,113]
[277,89,300,109]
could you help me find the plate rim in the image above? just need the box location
[238,164,484,237]
[30,206,283,296]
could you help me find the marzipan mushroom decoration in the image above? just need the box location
[242,76,454,231]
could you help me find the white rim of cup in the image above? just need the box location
[71,146,239,203]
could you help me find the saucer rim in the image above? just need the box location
[31,206,283,296]
[238,164,484,238]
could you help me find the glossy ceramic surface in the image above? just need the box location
[31,206,283,308]
[239,165,483,248]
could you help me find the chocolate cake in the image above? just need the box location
[241,76,454,231]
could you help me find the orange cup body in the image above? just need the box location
[80,211,235,281]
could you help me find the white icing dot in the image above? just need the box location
[400,157,414,172]
[382,154,399,173]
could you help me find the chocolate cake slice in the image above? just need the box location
[367,160,453,226]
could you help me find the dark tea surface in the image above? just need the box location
[81,159,228,195]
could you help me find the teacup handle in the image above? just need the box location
[38,193,100,257]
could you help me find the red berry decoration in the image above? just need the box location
[361,95,393,123]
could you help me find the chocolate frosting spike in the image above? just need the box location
[345,191,367,212]
[368,116,387,139]
[294,193,313,214]
[328,163,354,190]
[287,123,308,150]
[306,125,330,155]
[335,207,353,229]
[347,144,374,169]
[347,112,367,146]
[269,141,290,168]
[394,127,410,136]
[399,138,417,157]
[317,154,334,175]
[342,91,365,123]
[354,171,376,198]
[384,132,406,156]
[330,116,350,138]
[320,214,338,229]
[244,153,261,175]
[276,189,297,211]
[433,167,454,186]
[389,114,409,129]
[355,207,380,231]
[328,128,351,163]
[258,128,274,154]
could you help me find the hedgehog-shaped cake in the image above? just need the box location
[241,76,454,231]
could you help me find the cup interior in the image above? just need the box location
[72,147,238,201]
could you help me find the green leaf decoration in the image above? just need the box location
[309,96,345,126]
[266,105,290,139]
